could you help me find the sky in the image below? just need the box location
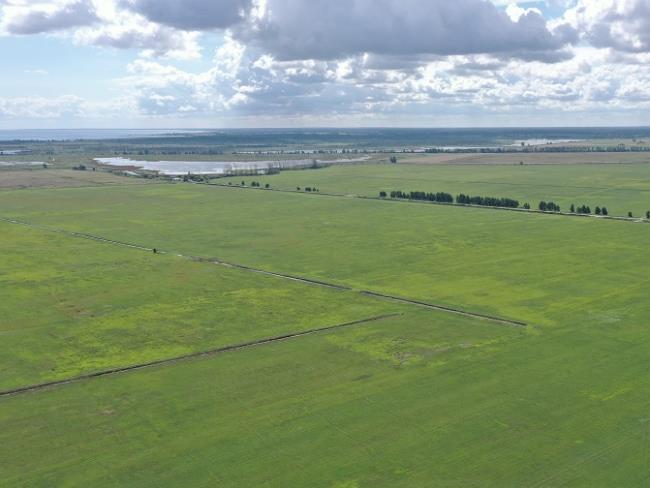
[1,0,650,128]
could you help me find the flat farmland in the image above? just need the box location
[0,220,397,390]
[1,307,649,487]
[0,183,647,327]
[398,151,650,165]
[1,311,534,487]
[0,169,153,190]
[220,161,650,217]
[1,175,649,486]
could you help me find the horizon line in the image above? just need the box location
[2,125,650,131]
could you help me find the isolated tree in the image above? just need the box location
[379,191,387,198]
[595,206,601,215]
[602,207,608,216]
[241,181,245,186]
[265,183,270,189]
[389,156,398,164]
[523,203,530,210]
[628,211,633,218]
[570,204,575,213]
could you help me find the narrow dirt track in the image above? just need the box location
[360,291,526,327]
[199,259,350,291]
[0,313,401,399]
[0,217,348,289]
[0,217,154,251]
[0,216,526,326]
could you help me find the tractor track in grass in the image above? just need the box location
[0,313,401,399]
[0,216,526,327]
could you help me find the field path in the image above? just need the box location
[360,291,527,327]
[0,216,527,327]
[0,313,401,399]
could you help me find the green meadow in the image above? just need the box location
[0,221,396,390]
[0,183,647,327]
[219,162,650,217]
[1,164,649,486]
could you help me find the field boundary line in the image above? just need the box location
[0,216,527,326]
[0,313,401,399]
[0,217,154,251]
[200,181,650,223]
[0,217,349,290]
[0,181,170,192]
[360,291,526,327]
[208,258,352,291]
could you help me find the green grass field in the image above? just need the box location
[1,165,650,486]
[1,311,534,486]
[218,162,650,217]
[0,221,401,390]
[0,183,647,327]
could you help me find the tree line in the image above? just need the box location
[384,190,454,203]
[457,194,519,208]
[538,201,560,212]
[381,190,517,208]
[227,181,271,188]
[378,189,650,220]
[569,204,609,216]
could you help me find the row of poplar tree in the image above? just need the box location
[377,190,642,218]
[380,190,517,208]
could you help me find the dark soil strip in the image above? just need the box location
[360,291,526,327]
[4,182,167,192]
[0,313,400,399]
